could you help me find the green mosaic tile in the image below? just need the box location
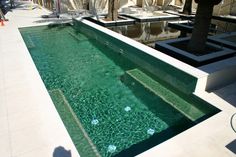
[49,89,100,157]
[123,69,206,121]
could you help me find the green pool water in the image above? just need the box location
[20,24,218,157]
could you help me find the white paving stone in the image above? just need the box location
[0,133,12,157]
[0,1,79,157]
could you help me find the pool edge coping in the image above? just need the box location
[78,19,208,79]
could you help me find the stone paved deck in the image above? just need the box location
[0,1,79,157]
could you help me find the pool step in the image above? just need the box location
[122,69,206,122]
[49,89,101,157]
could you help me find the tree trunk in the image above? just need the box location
[83,0,89,10]
[182,0,192,15]
[107,0,118,21]
[187,1,214,53]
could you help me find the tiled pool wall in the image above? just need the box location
[73,19,198,95]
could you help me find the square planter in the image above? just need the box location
[164,10,195,19]
[168,20,193,33]
[212,15,236,24]
[123,11,179,22]
[208,32,236,50]
[155,37,235,67]
[87,15,135,27]
[168,20,217,34]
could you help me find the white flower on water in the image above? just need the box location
[91,119,99,125]
[107,145,116,153]
[147,128,155,135]
[124,106,131,112]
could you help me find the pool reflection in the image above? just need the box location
[108,21,180,47]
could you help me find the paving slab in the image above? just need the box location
[0,1,80,157]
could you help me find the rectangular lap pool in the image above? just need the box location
[20,22,219,157]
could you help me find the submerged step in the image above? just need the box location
[49,89,101,157]
[122,69,208,122]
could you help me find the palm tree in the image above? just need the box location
[187,0,222,53]
[107,0,118,21]
[83,0,89,9]
[182,0,193,15]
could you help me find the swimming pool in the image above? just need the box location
[20,22,219,157]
